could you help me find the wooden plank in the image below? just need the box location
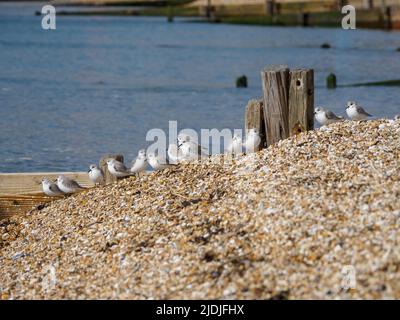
[99,154,124,185]
[261,65,290,146]
[245,99,266,150]
[0,172,93,196]
[288,68,314,136]
[0,193,56,219]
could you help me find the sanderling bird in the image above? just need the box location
[130,149,148,175]
[178,133,208,161]
[225,134,243,155]
[395,115,400,120]
[314,107,343,126]
[88,164,104,185]
[148,152,174,171]
[106,159,133,178]
[244,128,261,154]
[168,143,183,164]
[57,175,85,194]
[346,101,372,120]
[41,178,64,196]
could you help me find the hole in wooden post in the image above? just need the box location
[296,79,302,87]
[292,122,305,135]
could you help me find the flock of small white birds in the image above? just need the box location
[41,130,262,197]
[41,100,399,197]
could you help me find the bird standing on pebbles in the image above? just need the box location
[88,164,104,185]
[314,107,343,126]
[41,178,64,196]
[178,134,208,161]
[148,152,173,171]
[57,175,86,194]
[130,149,148,175]
[244,128,261,154]
[168,143,183,164]
[346,101,372,120]
[226,134,243,155]
[106,159,133,178]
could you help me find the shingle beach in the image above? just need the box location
[1,119,399,299]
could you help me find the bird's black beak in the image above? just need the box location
[87,169,91,173]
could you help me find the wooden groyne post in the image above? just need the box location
[99,154,124,185]
[246,65,314,147]
[245,99,266,151]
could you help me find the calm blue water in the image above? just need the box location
[0,2,399,172]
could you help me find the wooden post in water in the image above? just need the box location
[245,99,266,150]
[261,65,290,146]
[288,69,314,136]
[384,6,392,30]
[99,154,124,185]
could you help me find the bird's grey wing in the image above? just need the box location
[326,110,342,120]
[114,161,129,173]
[50,183,62,194]
[64,178,84,189]
[356,105,372,117]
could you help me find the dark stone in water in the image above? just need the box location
[326,73,337,89]
[321,43,331,49]
[236,75,248,88]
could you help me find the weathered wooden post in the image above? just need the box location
[99,154,124,185]
[384,6,392,30]
[288,69,314,135]
[261,65,290,146]
[266,0,275,16]
[260,65,314,146]
[245,99,266,150]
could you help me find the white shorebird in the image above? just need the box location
[148,152,174,171]
[56,175,85,194]
[244,128,261,154]
[178,133,208,161]
[346,101,372,120]
[41,178,64,196]
[314,107,343,126]
[106,159,133,178]
[88,164,105,185]
[167,143,184,164]
[130,149,148,175]
[394,115,400,120]
[225,134,243,155]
